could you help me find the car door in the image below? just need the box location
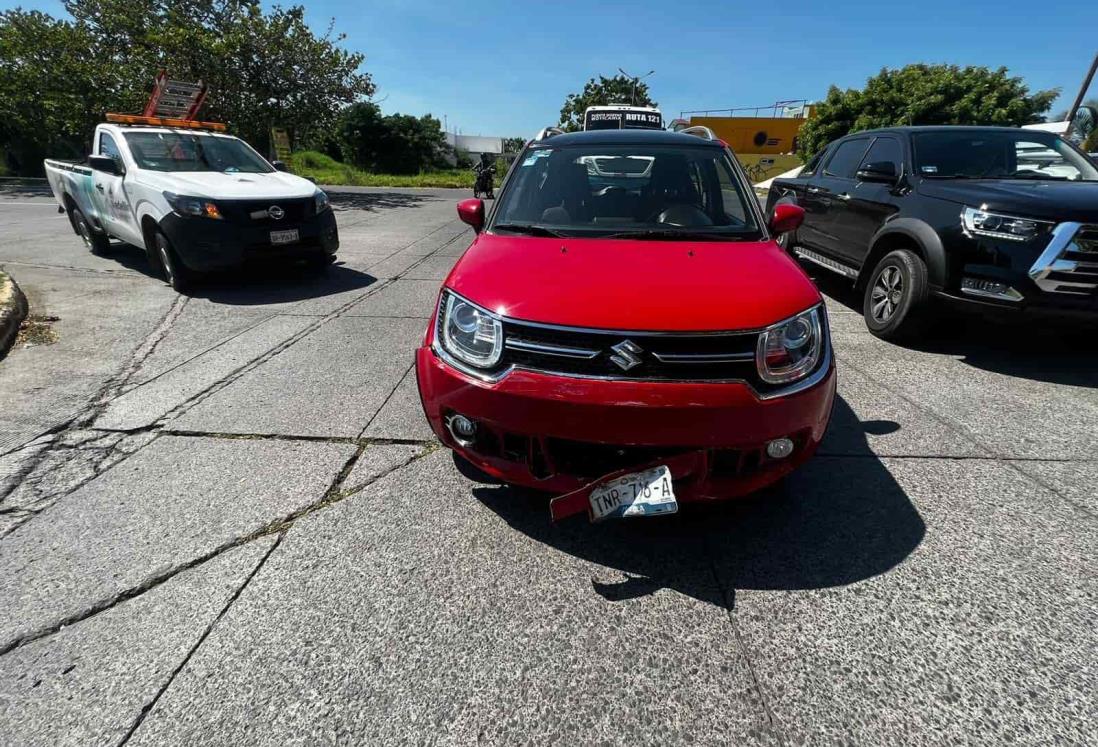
[788,147,831,250]
[92,131,140,244]
[831,135,904,267]
[807,137,871,258]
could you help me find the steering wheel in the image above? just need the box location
[645,204,713,227]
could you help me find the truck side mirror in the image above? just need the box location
[272,160,290,172]
[856,161,898,183]
[88,155,124,176]
[456,199,485,233]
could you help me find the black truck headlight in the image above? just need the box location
[439,291,502,368]
[164,191,222,219]
[314,190,331,213]
[962,206,1049,242]
[756,306,823,385]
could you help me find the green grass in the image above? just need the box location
[286,151,471,188]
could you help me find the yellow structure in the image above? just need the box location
[685,114,810,155]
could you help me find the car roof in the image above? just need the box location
[841,125,1043,139]
[530,129,722,148]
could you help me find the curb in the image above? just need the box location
[0,269,29,359]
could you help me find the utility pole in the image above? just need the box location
[618,68,655,105]
[1064,51,1098,143]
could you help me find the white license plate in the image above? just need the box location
[270,229,299,245]
[589,465,678,521]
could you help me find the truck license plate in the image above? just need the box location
[589,465,678,521]
[270,229,299,245]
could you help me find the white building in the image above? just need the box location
[444,133,504,165]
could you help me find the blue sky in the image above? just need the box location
[13,0,1097,137]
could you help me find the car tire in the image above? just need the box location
[70,206,111,255]
[862,249,929,340]
[153,230,194,294]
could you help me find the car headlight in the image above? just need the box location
[314,190,331,213]
[961,206,1049,242]
[438,292,502,368]
[164,191,222,219]
[756,306,823,385]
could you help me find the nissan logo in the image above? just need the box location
[267,205,284,220]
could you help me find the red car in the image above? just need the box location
[416,127,835,521]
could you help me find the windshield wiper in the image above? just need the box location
[603,229,750,241]
[492,223,566,237]
[1001,172,1070,181]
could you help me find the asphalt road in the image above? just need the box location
[0,185,1094,745]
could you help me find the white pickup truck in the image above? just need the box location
[45,121,339,291]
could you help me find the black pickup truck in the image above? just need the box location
[765,126,1098,339]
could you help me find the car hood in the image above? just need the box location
[136,170,317,201]
[917,179,1098,223]
[445,234,821,331]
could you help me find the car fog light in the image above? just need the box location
[961,277,1022,302]
[766,438,795,460]
[447,413,477,446]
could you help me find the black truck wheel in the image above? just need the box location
[863,249,930,340]
[154,230,194,294]
[70,206,111,255]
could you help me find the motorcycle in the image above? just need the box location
[473,163,496,199]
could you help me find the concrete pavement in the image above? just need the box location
[0,186,1094,745]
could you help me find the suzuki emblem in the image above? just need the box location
[267,205,284,220]
[610,340,643,371]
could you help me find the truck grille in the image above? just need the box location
[216,197,314,226]
[1030,224,1098,297]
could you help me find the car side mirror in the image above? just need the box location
[856,161,898,183]
[769,203,804,236]
[89,155,123,176]
[457,198,485,233]
[272,160,290,172]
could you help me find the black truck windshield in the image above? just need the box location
[123,132,274,173]
[912,130,1098,181]
[491,144,761,240]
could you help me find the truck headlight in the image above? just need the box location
[961,206,1049,242]
[756,306,823,384]
[314,190,331,213]
[438,291,502,368]
[164,191,222,219]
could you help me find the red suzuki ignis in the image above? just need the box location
[416,128,835,521]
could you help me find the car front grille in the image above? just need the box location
[499,318,762,383]
[217,197,314,226]
[1030,224,1098,297]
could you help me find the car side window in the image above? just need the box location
[859,137,902,173]
[823,139,870,179]
[99,132,122,162]
[800,149,826,177]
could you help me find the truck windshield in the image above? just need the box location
[123,132,274,174]
[491,143,761,240]
[912,130,1098,181]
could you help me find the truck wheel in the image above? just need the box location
[71,206,111,255]
[154,231,194,294]
[862,249,929,340]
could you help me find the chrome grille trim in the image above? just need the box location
[1029,222,1098,295]
[651,351,756,363]
[504,338,599,359]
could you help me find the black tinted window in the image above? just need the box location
[860,137,902,171]
[824,139,870,179]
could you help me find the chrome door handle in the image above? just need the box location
[806,186,822,194]
[837,193,851,201]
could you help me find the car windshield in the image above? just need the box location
[491,143,761,239]
[123,132,274,173]
[912,130,1098,181]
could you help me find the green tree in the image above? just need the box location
[0,1,373,174]
[558,74,657,132]
[336,102,451,174]
[797,64,1058,160]
[503,136,526,153]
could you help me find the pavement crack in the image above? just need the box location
[115,531,285,747]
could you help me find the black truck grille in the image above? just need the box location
[499,318,763,384]
[217,197,314,226]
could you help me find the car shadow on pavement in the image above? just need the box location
[809,269,1098,389]
[470,396,925,610]
[328,190,442,212]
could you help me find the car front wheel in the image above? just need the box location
[154,230,194,293]
[863,249,929,340]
